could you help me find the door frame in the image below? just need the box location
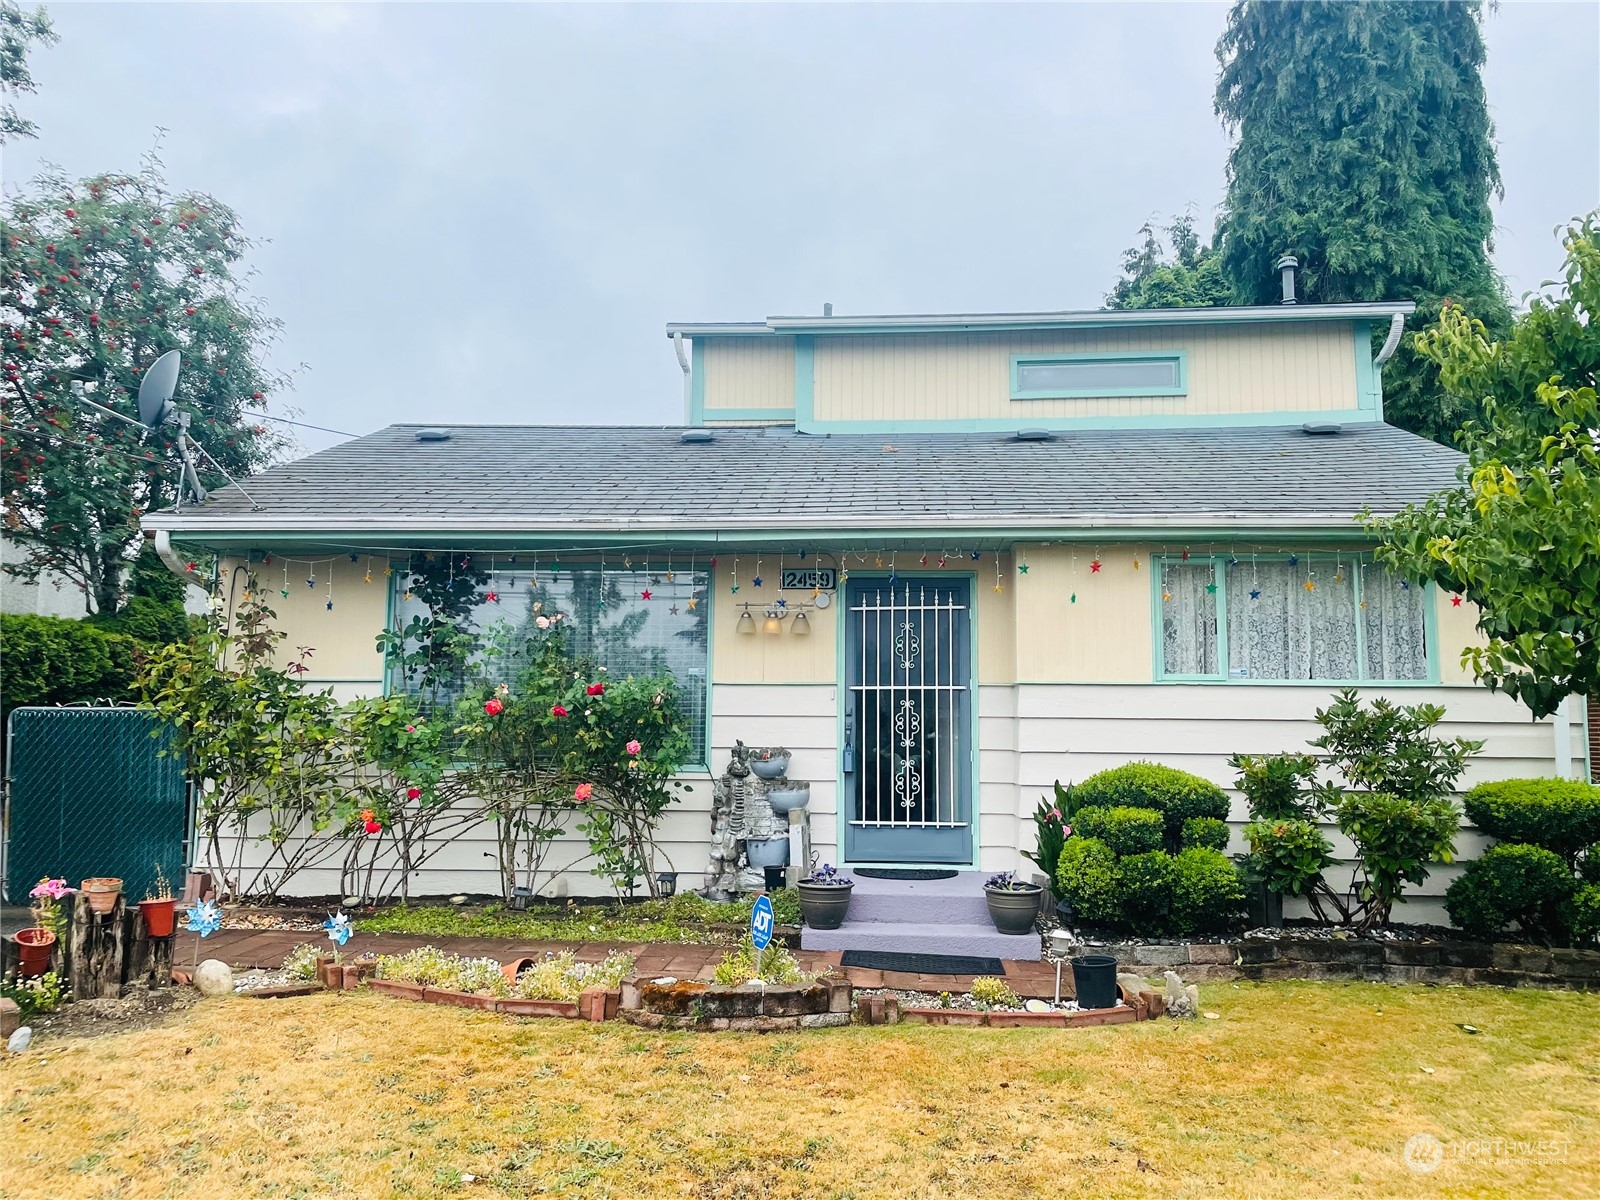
[833,572,981,868]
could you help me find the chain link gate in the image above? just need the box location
[4,707,188,904]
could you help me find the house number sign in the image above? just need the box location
[781,568,836,591]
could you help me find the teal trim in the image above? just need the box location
[794,335,815,428]
[381,565,396,697]
[1010,350,1187,400]
[796,407,1381,435]
[700,407,795,422]
[1354,320,1383,415]
[689,337,706,426]
[1151,552,1435,685]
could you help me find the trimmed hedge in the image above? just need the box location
[1171,847,1247,935]
[1444,844,1578,940]
[1114,852,1175,930]
[0,613,141,715]
[1568,885,1600,942]
[1056,837,1120,926]
[1075,762,1230,852]
[1181,816,1231,852]
[1463,779,1600,863]
[1073,805,1164,857]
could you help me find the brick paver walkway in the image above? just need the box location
[203,928,1064,999]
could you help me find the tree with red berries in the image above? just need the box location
[1,155,288,613]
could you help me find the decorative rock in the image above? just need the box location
[1117,972,1152,997]
[450,895,469,906]
[1024,999,1052,1014]
[343,895,361,908]
[194,959,235,997]
[1163,970,1198,1019]
[652,976,678,986]
[0,998,19,1038]
[8,1026,32,1053]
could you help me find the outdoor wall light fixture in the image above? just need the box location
[736,601,819,636]
[790,610,811,636]
[736,608,757,635]
[762,609,784,636]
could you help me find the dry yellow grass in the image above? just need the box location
[2,980,1597,1199]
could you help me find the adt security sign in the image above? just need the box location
[750,894,775,951]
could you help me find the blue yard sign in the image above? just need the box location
[750,894,775,951]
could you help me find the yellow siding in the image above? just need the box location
[1012,543,1153,683]
[1435,588,1484,686]
[701,336,795,412]
[222,555,387,686]
[710,557,836,684]
[975,553,1016,685]
[811,323,1355,423]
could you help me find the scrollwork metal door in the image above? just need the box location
[842,578,973,864]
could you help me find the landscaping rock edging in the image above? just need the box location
[618,975,853,1031]
[1103,937,1600,989]
[365,977,620,1021]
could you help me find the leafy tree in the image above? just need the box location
[1365,218,1600,718]
[1,156,286,614]
[1105,213,1231,310]
[0,0,54,143]
[1211,0,1510,443]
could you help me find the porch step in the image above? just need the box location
[845,873,992,925]
[801,920,1042,962]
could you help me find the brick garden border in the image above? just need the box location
[1105,937,1600,989]
[366,976,620,1021]
[866,982,1160,1027]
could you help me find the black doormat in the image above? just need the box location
[841,950,1005,975]
[853,867,959,881]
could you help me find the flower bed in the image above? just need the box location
[364,947,633,1020]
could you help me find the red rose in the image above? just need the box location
[586,683,605,696]
[406,787,421,800]
[484,697,504,716]
[364,820,381,835]
[551,705,568,718]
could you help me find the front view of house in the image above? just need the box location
[144,298,1592,932]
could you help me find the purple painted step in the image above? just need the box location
[800,873,1042,961]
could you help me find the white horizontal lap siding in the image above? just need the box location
[978,685,1023,872]
[1009,683,1579,916]
[710,683,839,862]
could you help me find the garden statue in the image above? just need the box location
[703,742,794,898]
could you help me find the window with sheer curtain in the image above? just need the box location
[1157,555,1429,683]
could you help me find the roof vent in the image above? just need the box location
[1302,422,1343,436]
[1277,255,1299,304]
[1013,428,1055,442]
[414,427,452,442]
[679,429,715,444]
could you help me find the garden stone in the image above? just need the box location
[343,895,361,908]
[1024,999,1051,1014]
[1117,972,1152,997]
[1164,971,1198,1019]
[194,959,235,997]
[0,998,19,1038]
[8,1026,32,1053]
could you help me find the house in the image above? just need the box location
[142,295,1592,945]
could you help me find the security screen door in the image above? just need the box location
[842,577,973,864]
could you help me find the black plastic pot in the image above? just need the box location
[763,866,787,893]
[1246,882,1284,929]
[1071,954,1119,1010]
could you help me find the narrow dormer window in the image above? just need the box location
[1011,352,1186,399]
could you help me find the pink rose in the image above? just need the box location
[626,740,642,756]
[551,705,568,718]
[574,782,593,802]
[483,698,504,716]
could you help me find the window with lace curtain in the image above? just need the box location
[1156,554,1431,683]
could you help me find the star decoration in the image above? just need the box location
[363,572,372,584]
[485,590,499,602]
[307,577,315,588]
[651,575,660,585]
[1250,588,1261,600]
[623,556,632,568]
[280,588,289,598]
[1132,556,1141,571]
[1069,593,1077,604]
[641,589,652,600]
[775,597,787,609]
[1359,599,1368,609]
[1090,560,1102,573]
[1451,594,1463,607]
[875,557,883,567]
[812,587,821,598]
[384,565,393,577]
[751,576,763,588]
[1333,572,1345,584]
[326,600,334,611]
[920,555,928,565]
[1019,563,1030,574]
[970,552,981,561]
[993,584,1003,594]
[888,572,898,585]
[349,553,359,563]
[687,598,698,610]
[709,558,718,568]
[1287,555,1299,566]
[1180,550,1190,561]
[1162,590,1172,602]
[1205,582,1218,594]
[1303,580,1317,592]
[730,584,740,594]
[1400,580,1410,590]
[938,557,947,568]
[669,604,679,615]
[666,572,675,582]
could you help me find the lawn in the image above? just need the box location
[2,981,1596,1199]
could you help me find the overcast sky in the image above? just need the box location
[8,2,1597,454]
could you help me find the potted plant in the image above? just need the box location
[983,871,1043,935]
[80,876,124,915]
[138,864,178,938]
[14,877,73,979]
[749,746,791,780]
[796,862,854,929]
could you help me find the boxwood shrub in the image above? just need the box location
[1055,837,1121,926]
[1170,847,1247,935]
[1076,762,1230,851]
[1463,779,1600,864]
[1114,851,1175,931]
[1567,884,1600,943]
[1181,816,1231,852]
[1072,805,1164,857]
[1445,843,1580,941]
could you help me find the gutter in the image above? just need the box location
[151,529,192,581]
[1373,312,1407,367]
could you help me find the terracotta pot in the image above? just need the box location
[13,927,55,979]
[80,877,124,915]
[139,897,178,938]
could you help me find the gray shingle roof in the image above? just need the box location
[144,422,1465,539]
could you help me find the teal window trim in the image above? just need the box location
[1010,350,1188,400]
[1152,552,1437,686]
[700,407,796,422]
[1354,320,1383,416]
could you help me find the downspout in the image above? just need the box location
[151,529,190,580]
[1373,312,1405,367]
[674,332,692,425]
[1554,696,1573,780]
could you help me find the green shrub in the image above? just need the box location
[1075,762,1229,851]
[1444,844,1578,940]
[1073,805,1165,857]
[1463,779,1600,864]
[1055,837,1121,925]
[1181,816,1231,852]
[968,976,1020,1009]
[713,936,807,986]
[1114,851,1175,931]
[0,612,142,715]
[1335,792,1459,925]
[1170,847,1247,936]
[1242,818,1336,897]
[87,595,192,645]
[511,950,635,1002]
[1581,846,1600,886]
[1229,752,1322,820]
[1566,885,1600,943]
[375,946,510,995]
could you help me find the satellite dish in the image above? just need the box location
[137,349,181,428]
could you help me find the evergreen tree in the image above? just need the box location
[0,0,55,144]
[1212,0,1511,444]
[1106,212,1231,310]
